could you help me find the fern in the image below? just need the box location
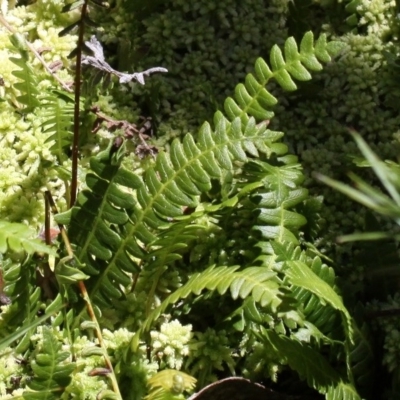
[0,224,55,351]
[1,260,43,354]
[0,297,65,352]
[0,28,360,398]
[23,326,75,400]
[41,90,75,162]
[0,221,56,255]
[131,265,281,350]
[326,382,362,400]
[350,320,376,397]
[245,159,309,244]
[258,329,361,400]
[55,151,142,312]
[145,370,196,400]
[53,33,345,325]
[285,260,354,343]
[58,115,285,322]
[9,33,41,112]
[262,241,342,337]
[223,31,345,125]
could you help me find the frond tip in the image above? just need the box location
[225,31,346,124]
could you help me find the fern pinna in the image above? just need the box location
[16,31,371,400]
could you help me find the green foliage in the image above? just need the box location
[316,131,400,242]
[0,221,56,255]
[41,90,75,162]
[224,32,345,124]
[0,2,382,399]
[285,260,353,341]
[318,130,400,397]
[145,370,196,400]
[23,327,75,400]
[132,265,280,345]
[9,33,41,112]
[258,329,359,398]
[0,297,65,352]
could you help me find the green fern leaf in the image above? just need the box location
[285,261,353,343]
[268,241,342,336]
[146,370,196,400]
[0,221,56,255]
[0,258,41,338]
[326,382,362,400]
[64,33,341,320]
[259,329,359,397]
[41,90,74,162]
[23,327,75,400]
[56,153,143,309]
[224,31,345,124]
[9,34,41,112]
[131,265,281,350]
[0,297,65,352]
[349,319,375,397]
[66,116,283,319]
[245,160,308,244]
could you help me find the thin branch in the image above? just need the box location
[90,106,158,159]
[70,2,89,207]
[0,13,73,92]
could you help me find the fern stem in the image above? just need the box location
[45,190,122,396]
[70,1,89,207]
[78,280,122,398]
[45,191,73,256]
[0,13,73,93]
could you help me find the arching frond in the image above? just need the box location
[131,265,281,350]
[224,32,345,125]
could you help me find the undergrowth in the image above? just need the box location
[0,1,386,399]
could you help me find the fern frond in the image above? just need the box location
[0,297,65,352]
[285,260,353,343]
[292,258,341,336]
[56,153,143,309]
[148,218,204,264]
[326,381,362,400]
[259,329,360,398]
[1,258,39,334]
[62,116,284,319]
[41,90,75,162]
[131,265,281,350]
[61,33,341,322]
[266,241,342,336]
[23,327,75,400]
[350,320,375,397]
[245,160,309,244]
[224,32,345,124]
[9,33,41,112]
[0,221,56,255]
[145,370,196,400]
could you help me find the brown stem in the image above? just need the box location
[78,281,122,397]
[70,1,89,207]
